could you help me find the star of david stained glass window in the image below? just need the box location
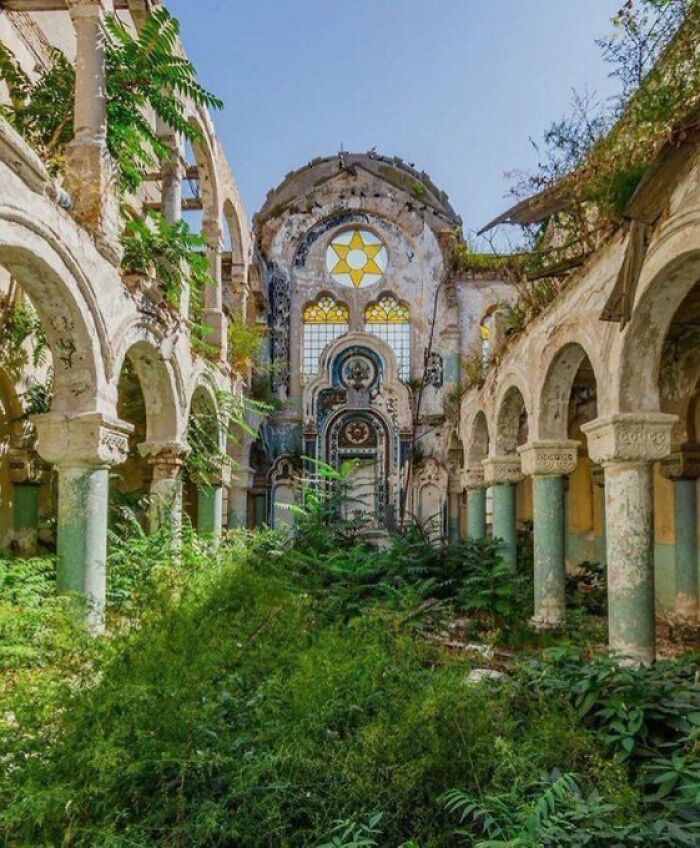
[326,229,388,288]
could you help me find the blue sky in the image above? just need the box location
[167,0,623,241]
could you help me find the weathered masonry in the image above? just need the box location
[0,0,256,629]
[0,1,698,664]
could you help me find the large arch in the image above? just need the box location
[0,214,107,415]
[537,340,600,440]
[493,379,530,456]
[617,239,700,413]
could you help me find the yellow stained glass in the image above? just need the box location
[303,295,349,324]
[326,229,387,288]
[364,295,410,324]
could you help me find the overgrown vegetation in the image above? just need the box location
[0,8,226,356]
[453,0,700,342]
[0,473,696,847]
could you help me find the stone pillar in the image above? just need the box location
[202,220,227,361]
[591,464,607,566]
[447,479,462,542]
[198,484,223,536]
[660,446,700,620]
[483,456,523,572]
[65,0,120,258]
[138,442,189,539]
[34,412,133,632]
[227,468,252,528]
[582,414,676,664]
[519,440,579,628]
[231,261,249,322]
[465,465,487,540]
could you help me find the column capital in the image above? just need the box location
[581,413,676,466]
[139,440,190,480]
[659,444,700,481]
[33,412,133,468]
[483,455,523,486]
[464,463,486,489]
[518,440,580,477]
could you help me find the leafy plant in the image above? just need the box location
[121,210,212,308]
[0,9,223,193]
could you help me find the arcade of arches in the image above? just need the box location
[1,2,699,665]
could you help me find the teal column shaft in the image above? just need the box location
[492,483,517,571]
[149,475,183,542]
[604,462,655,665]
[448,492,461,542]
[227,484,248,528]
[56,465,109,632]
[13,483,40,530]
[533,475,566,625]
[674,478,698,618]
[198,485,223,537]
[467,488,487,540]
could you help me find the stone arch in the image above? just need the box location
[222,197,244,265]
[0,212,107,415]
[467,410,490,464]
[113,335,182,445]
[537,340,600,440]
[617,236,700,413]
[493,377,530,456]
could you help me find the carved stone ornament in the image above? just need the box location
[7,448,45,484]
[139,441,191,481]
[482,455,524,486]
[464,463,485,490]
[518,440,580,477]
[581,413,676,465]
[33,412,134,468]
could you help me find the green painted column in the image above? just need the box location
[673,478,698,619]
[467,487,487,540]
[604,461,656,664]
[197,484,223,537]
[447,490,461,542]
[532,475,566,626]
[581,414,676,666]
[227,482,248,528]
[492,483,517,571]
[150,475,183,539]
[13,483,40,554]
[56,465,110,632]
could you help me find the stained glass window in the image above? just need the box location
[326,229,388,288]
[302,295,349,377]
[364,295,411,380]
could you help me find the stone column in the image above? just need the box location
[519,440,579,628]
[138,441,189,538]
[465,465,487,540]
[196,467,229,539]
[202,220,227,361]
[7,447,45,556]
[447,478,462,542]
[591,464,607,566]
[483,456,523,572]
[65,0,120,258]
[34,412,133,632]
[582,413,676,665]
[231,261,249,322]
[660,446,700,620]
[227,467,252,528]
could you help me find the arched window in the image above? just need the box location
[364,294,411,380]
[302,294,349,378]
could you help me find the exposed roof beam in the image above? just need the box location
[142,197,203,212]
